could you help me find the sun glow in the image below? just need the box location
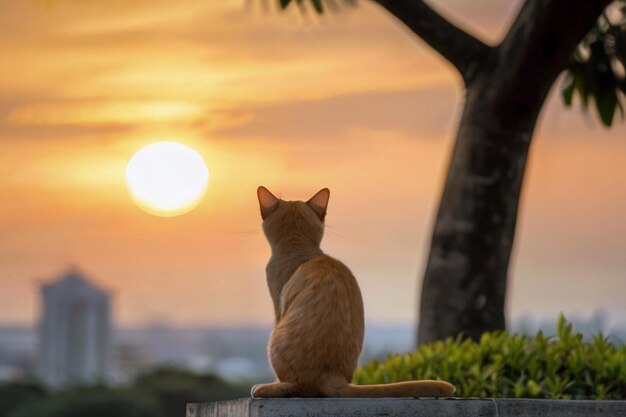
[125,141,209,217]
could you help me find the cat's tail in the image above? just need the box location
[323,379,455,398]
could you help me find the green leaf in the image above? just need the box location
[278,0,325,13]
[556,313,567,339]
[527,380,542,397]
[562,74,576,106]
[563,10,626,127]
[595,86,618,126]
[311,0,324,13]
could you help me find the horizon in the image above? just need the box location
[1,302,625,333]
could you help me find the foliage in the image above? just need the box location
[134,367,249,417]
[4,368,248,417]
[562,2,626,126]
[8,388,163,417]
[278,0,355,14]
[355,315,626,399]
[0,382,48,417]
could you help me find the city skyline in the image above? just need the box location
[1,0,625,327]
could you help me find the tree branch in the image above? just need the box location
[372,0,492,85]
[499,0,613,80]
[486,0,614,128]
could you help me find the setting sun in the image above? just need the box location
[125,141,209,217]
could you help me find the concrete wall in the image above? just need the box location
[188,398,626,417]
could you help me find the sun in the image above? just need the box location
[125,141,209,217]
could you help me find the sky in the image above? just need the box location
[0,0,625,329]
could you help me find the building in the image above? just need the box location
[38,268,112,389]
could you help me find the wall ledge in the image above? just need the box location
[187,397,626,417]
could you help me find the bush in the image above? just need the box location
[134,367,249,417]
[5,368,249,417]
[8,388,163,417]
[354,315,626,399]
[0,382,47,417]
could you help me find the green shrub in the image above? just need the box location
[354,315,626,399]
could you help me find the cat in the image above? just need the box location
[251,186,455,398]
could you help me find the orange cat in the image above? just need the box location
[252,186,455,398]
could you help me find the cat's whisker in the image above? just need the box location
[232,229,262,244]
[231,229,259,235]
[239,234,260,244]
[323,224,347,240]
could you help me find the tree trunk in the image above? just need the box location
[416,0,613,344]
[370,0,613,346]
[417,83,537,344]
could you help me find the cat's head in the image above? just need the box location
[257,186,330,248]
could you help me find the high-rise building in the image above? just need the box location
[38,268,112,389]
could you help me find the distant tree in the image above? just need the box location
[276,0,626,344]
[8,388,162,417]
[134,368,249,417]
[4,369,248,417]
[0,382,47,417]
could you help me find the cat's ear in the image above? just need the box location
[307,188,330,222]
[257,186,279,220]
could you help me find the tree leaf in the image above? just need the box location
[278,0,326,13]
[592,59,619,126]
[563,7,626,127]
[562,73,576,105]
[311,0,324,13]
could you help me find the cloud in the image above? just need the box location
[0,95,137,141]
[217,85,460,139]
[0,123,131,141]
[8,100,203,126]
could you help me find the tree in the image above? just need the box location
[8,388,163,417]
[277,0,626,344]
[5,369,249,417]
[0,382,47,417]
[133,367,248,417]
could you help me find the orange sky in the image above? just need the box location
[1,0,625,328]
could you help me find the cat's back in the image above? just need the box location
[295,254,355,282]
[286,254,360,297]
[279,254,364,329]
